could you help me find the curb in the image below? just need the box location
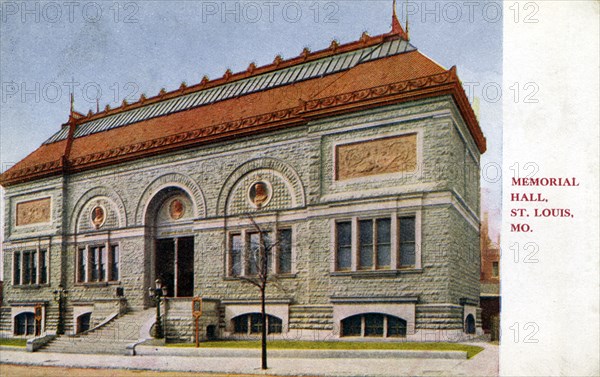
[135,346,467,359]
[0,345,27,352]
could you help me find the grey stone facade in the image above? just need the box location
[2,96,483,342]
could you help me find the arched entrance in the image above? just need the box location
[76,312,92,333]
[145,187,196,299]
[465,314,476,334]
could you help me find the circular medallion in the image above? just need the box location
[91,206,106,229]
[247,180,272,209]
[169,198,185,220]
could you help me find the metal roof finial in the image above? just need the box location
[391,0,409,40]
[69,92,75,119]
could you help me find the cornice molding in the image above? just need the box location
[0,69,485,187]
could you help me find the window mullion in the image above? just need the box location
[86,246,91,282]
[241,230,247,277]
[383,316,388,338]
[95,246,99,282]
[20,251,24,285]
[361,315,365,337]
[107,242,112,282]
[351,218,358,271]
[273,224,279,275]
[36,247,40,284]
[32,250,37,284]
[391,216,399,269]
[415,212,422,269]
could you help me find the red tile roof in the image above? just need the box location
[0,31,486,187]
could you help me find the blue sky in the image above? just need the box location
[0,0,502,243]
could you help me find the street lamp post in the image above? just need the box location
[148,279,168,339]
[53,284,68,335]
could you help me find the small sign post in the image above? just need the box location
[192,297,202,348]
[34,304,42,336]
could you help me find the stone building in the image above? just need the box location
[0,19,485,345]
[480,212,500,335]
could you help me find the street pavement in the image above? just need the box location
[0,342,498,377]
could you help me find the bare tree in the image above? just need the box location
[231,214,290,370]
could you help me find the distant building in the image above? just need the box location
[480,212,500,334]
[0,18,486,343]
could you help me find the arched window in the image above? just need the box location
[14,312,36,336]
[341,313,407,338]
[232,313,282,335]
[77,313,92,334]
[465,314,476,334]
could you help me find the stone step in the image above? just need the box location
[42,345,130,352]
[41,347,127,355]
[37,308,156,355]
[43,339,137,345]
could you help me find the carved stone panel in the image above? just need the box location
[16,197,51,226]
[335,134,417,180]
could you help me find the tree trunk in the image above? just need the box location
[261,285,267,370]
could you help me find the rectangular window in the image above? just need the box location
[278,229,292,274]
[358,220,374,269]
[23,251,31,285]
[358,218,392,270]
[387,316,407,337]
[364,314,384,336]
[30,250,38,284]
[229,228,290,277]
[78,248,87,283]
[399,216,416,267]
[336,222,352,270]
[99,246,107,281]
[263,232,272,273]
[376,218,391,268]
[13,254,21,285]
[230,234,242,277]
[247,232,260,276]
[111,245,119,281]
[13,248,49,286]
[246,232,273,276]
[77,244,119,283]
[90,247,98,282]
[39,249,48,284]
[492,261,499,277]
[250,313,262,334]
[333,214,417,273]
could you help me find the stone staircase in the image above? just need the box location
[39,308,155,355]
[0,307,11,334]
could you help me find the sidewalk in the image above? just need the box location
[0,342,499,377]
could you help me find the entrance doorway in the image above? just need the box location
[155,236,194,297]
[465,314,476,334]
